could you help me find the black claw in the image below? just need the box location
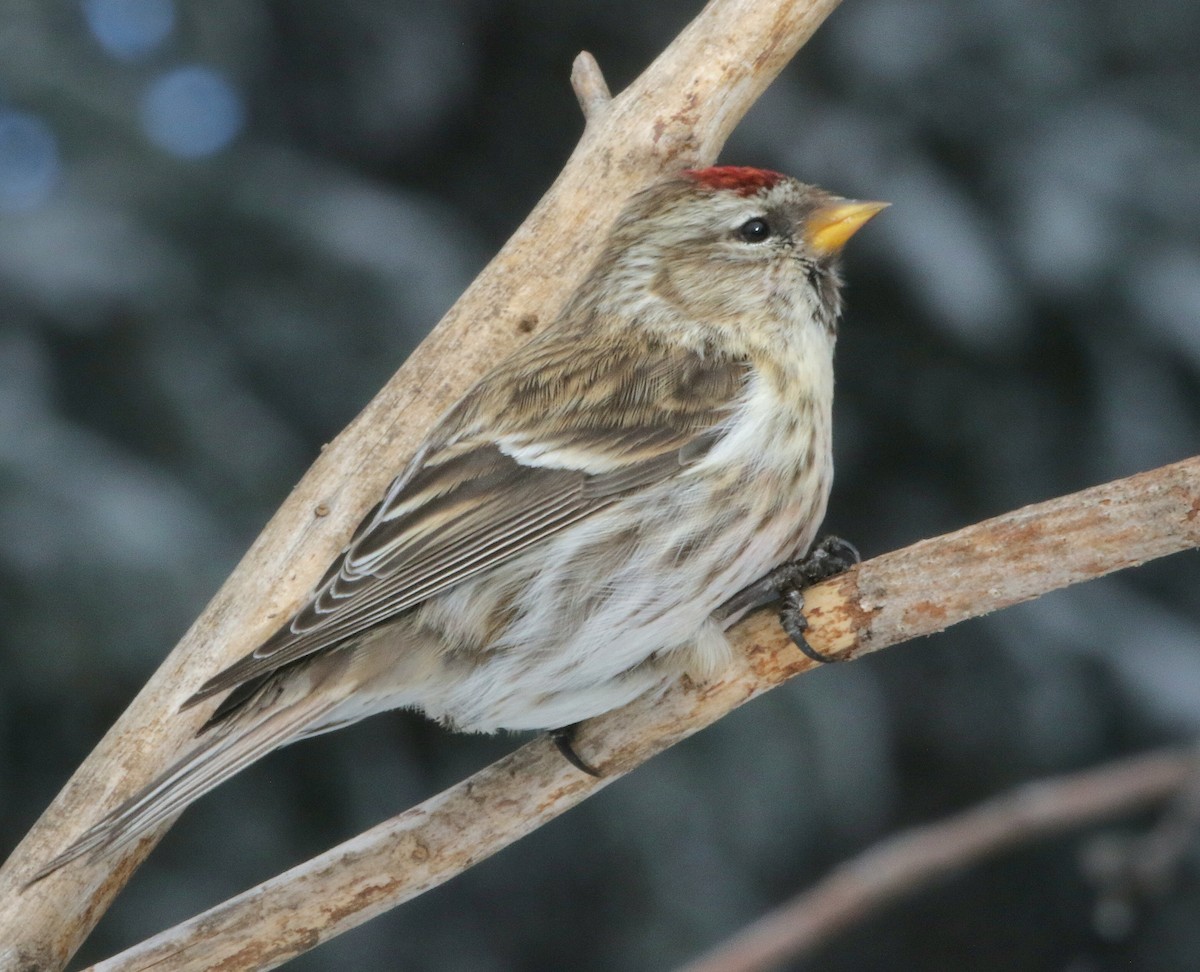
[551,724,602,777]
[779,588,839,664]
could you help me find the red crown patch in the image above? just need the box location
[682,166,786,196]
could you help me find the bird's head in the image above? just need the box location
[598,166,886,338]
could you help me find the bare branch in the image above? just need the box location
[0,0,846,968]
[1080,758,1200,939]
[85,456,1200,971]
[1121,767,1200,894]
[676,746,1200,972]
[571,51,612,121]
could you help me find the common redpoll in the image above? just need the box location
[34,166,884,879]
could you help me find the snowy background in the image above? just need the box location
[2,1,1199,969]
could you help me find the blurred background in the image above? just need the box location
[2,0,1199,969]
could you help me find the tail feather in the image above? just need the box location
[28,691,342,885]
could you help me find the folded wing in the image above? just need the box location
[186,337,749,708]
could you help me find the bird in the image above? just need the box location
[31,165,884,881]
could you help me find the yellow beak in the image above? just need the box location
[803,200,889,254]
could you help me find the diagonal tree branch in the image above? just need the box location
[86,455,1200,971]
[676,745,1200,972]
[0,0,848,968]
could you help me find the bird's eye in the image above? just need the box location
[738,217,772,243]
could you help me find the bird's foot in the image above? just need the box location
[717,536,860,664]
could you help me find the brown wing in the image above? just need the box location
[186,337,748,704]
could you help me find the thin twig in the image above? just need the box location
[85,456,1200,971]
[571,51,612,121]
[0,0,847,968]
[676,746,1200,972]
[1080,749,1200,939]
[1127,763,1200,894]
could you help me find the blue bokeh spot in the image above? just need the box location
[82,0,176,60]
[0,110,60,212]
[140,65,245,159]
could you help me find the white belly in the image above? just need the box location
[410,374,834,733]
